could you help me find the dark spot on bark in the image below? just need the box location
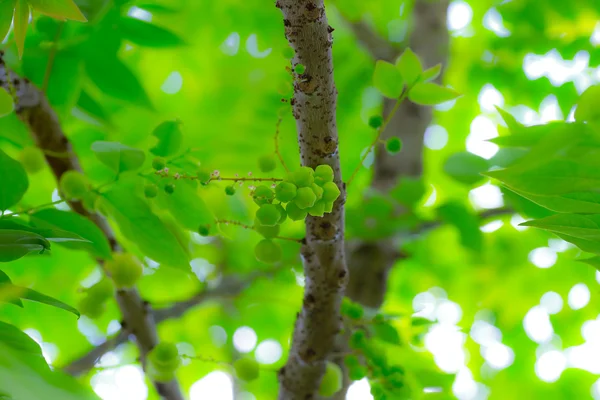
[283,19,291,27]
[306,2,316,10]
[322,136,337,154]
[339,269,346,278]
[275,1,281,8]
[327,25,334,33]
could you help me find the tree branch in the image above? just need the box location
[276,1,348,399]
[0,52,185,400]
[342,18,399,62]
[63,331,129,376]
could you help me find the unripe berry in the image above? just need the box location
[348,365,367,381]
[314,164,334,185]
[148,341,180,382]
[59,170,88,200]
[197,168,212,184]
[253,185,275,206]
[254,239,282,263]
[294,187,317,209]
[323,201,334,213]
[78,295,105,319]
[258,154,277,173]
[152,156,166,170]
[254,218,280,239]
[349,331,366,350]
[256,204,281,226]
[144,183,159,198]
[164,183,175,194]
[225,185,236,196]
[198,224,210,236]
[276,204,287,224]
[311,183,323,200]
[291,166,314,187]
[286,201,307,221]
[308,200,325,217]
[105,253,143,289]
[233,357,260,382]
[295,64,305,74]
[86,278,114,301]
[318,362,343,397]
[369,115,383,129]
[322,181,341,202]
[385,136,402,154]
[281,46,295,59]
[275,182,297,203]
[19,146,45,174]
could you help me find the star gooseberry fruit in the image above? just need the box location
[253,185,275,206]
[318,361,343,397]
[148,341,181,383]
[105,253,144,289]
[233,357,260,382]
[152,156,166,171]
[254,218,280,239]
[286,201,308,221]
[322,181,341,202]
[256,204,281,227]
[59,170,88,200]
[275,182,297,203]
[294,187,317,209]
[254,239,282,264]
[144,183,159,199]
[258,154,277,173]
[19,146,45,174]
[291,166,314,187]
[314,164,334,185]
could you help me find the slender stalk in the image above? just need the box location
[41,22,65,93]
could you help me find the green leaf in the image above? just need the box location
[555,233,600,255]
[85,54,153,109]
[0,88,14,117]
[501,186,600,214]
[119,17,185,47]
[411,317,435,327]
[579,256,600,271]
[76,90,111,125]
[408,82,460,106]
[135,3,179,13]
[13,0,29,58]
[0,270,23,307]
[73,0,110,22]
[91,141,145,174]
[0,230,50,262]
[101,185,190,269]
[28,0,87,21]
[395,48,422,85]
[419,64,442,82]
[436,201,483,252]
[163,180,213,231]
[484,160,600,196]
[0,321,48,372]
[373,60,404,99]
[443,152,489,185]
[17,286,79,317]
[0,218,90,243]
[372,322,401,345]
[0,0,15,43]
[575,85,600,123]
[0,150,29,211]
[495,106,522,132]
[150,119,183,157]
[389,177,426,207]
[520,214,600,241]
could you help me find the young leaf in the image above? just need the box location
[101,186,190,270]
[0,0,15,43]
[30,209,112,259]
[419,64,442,82]
[495,106,522,132]
[163,180,213,231]
[119,17,185,47]
[0,88,14,117]
[73,0,110,22]
[436,201,483,252]
[0,219,90,243]
[0,149,28,211]
[372,322,401,345]
[76,90,112,125]
[373,60,404,99]
[150,119,183,157]
[395,48,422,85]
[0,321,49,374]
[520,214,600,241]
[0,230,50,262]
[502,187,600,214]
[408,82,460,105]
[0,270,23,307]
[575,85,600,123]
[443,152,489,185]
[91,141,145,174]
[13,0,29,58]
[28,0,87,22]
[579,256,600,271]
[16,287,79,317]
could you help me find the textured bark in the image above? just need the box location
[276,1,348,399]
[0,53,184,400]
[346,0,450,308]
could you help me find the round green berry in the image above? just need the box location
[294,187,317,209]
[276,204,287,224]
[197,168,212,184]
[86,278,114,301]
[144,183,159,198]
[254,218,280,239]
[286,201,308,221]
[349,331,366,350]
[258,154,277,173]
[253,185,275,206]
[322,181,341,202]
[323,201,334,213]
[19,146,45,174]
[225,185,236,196]
[105,253,143,289]
[164,183,175,194]
[256,204,281,226]
[198,224,211,236]
[152,157,166,170]
[369,115,383,129]
[348,365,367,381]
[308,200,325,217]
[314,164,334,185]
[292,166,314,187]
[295,64,305,74]
[275,182,297,203]
[148,342,180,381]
[78,295,105,319]
[254,239,282,264]
[59,170,88,200]
[311,183,323,200]
[233,357,260,382]
[385,137,403,154]
[318,362,342,397]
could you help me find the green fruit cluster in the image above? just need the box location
[78,278,114,319]
[105,253,144,289]
[147,341,181,383]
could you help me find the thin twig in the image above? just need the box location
[41,22,65,93]
[215,219,303,243]
[274,117,290,173]
[1,199,66,217]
